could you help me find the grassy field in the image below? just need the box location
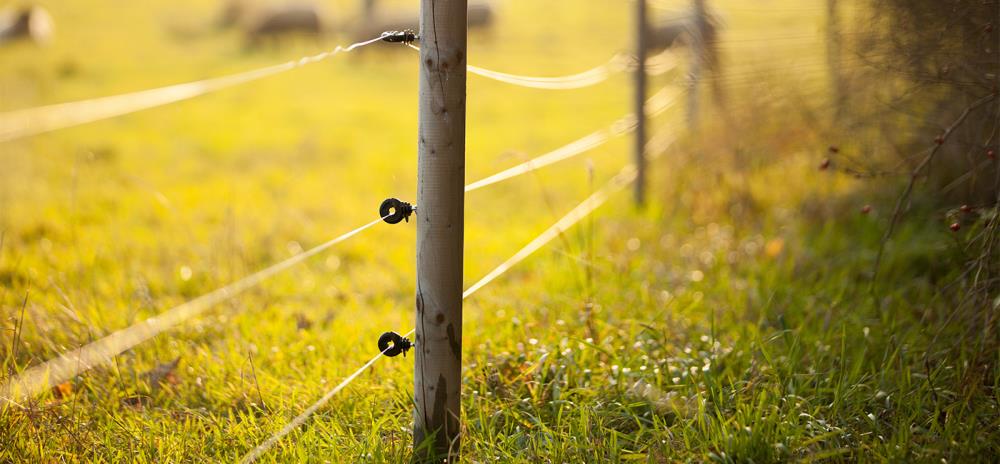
[1,0,997,462]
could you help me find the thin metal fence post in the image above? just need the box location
[635,0,649,207]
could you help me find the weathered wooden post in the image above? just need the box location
[827,0,844,120]
[687,0,707,131]
[413,0,467,461]
[634,0,648,207]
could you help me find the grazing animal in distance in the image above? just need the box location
[243,3,325,48]
[468,1,496,29]
[646,18,693,52]
[217,0,251,28]
[0,5,54,46]
[643,5,722,53]
[645,7,728,118]
[216,1,326,48]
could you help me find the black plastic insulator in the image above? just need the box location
[378,331,412,357]
[381,30,418,44]
[380,198,414,224]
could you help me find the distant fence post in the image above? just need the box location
[634,0,648,207]
[413,0,467,461]
[827,0,844,120]
[687,0,707,131]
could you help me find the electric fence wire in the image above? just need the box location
[466,121,679,300]
[467,61,614,89]
[1,42,676,145]
[238,327,416,464]
[0,82,682,406]
[645,49,681,75]
[407,43,678,89]
[0,35,387,143]
[0,3,912,457]
[0,216,388,406]
[465,85,682,192]
[0,31,846,405]
[461,165,639,299]
[240,128,680,462]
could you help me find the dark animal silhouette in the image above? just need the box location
[646,12,719,54]
[468,2,495,29]
[647,19,691,51]
[217,1,326,47]
[244,3,324,47]
[217,0,250,28]
[0,6,53,46]
[646,9,723,99]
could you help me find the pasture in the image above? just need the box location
[0,0,997,461]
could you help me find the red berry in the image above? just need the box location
[819,158,831,170]
[935,135,945,145]
[828,146,839,154]
[950,222,961,232]
[861,205,872,214]
[960,204,972,213]
[987,24,994,33]
[989,149,996,159]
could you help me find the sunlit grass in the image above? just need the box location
[0,0,996,462]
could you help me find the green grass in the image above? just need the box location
[1,0,997,462]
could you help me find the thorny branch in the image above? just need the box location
[871,93,997,284]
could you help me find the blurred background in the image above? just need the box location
[0,0,997,461]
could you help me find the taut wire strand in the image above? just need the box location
[0,35,385,143]
[466,121,679,300]
[463,165,638,298]
[238,328,416,464]
[466,63,612,89]
[0,217,387,406]
[465,85,682,192]
[240,146,678,461]
[1,96,683,406]
[406,44,677,89]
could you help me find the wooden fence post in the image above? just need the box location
[634,0,648,207]
[827,0,844,120]
[687,0,707,131]
[413,0,467,461]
